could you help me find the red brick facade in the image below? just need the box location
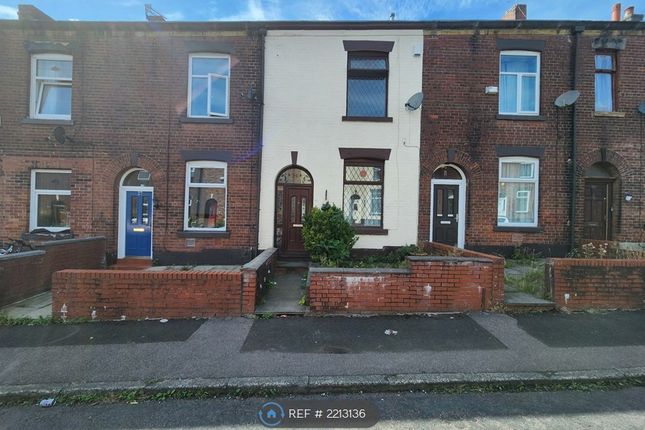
[0,20,263,264]
[308,242,504,314]
[0,237,105,307]
[546,258,645,310]
[419,28,645,256]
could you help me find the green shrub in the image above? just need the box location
[302,203,358,266]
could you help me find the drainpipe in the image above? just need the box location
[569,26,584,252]
[254,27,267,256]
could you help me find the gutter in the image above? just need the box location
[569,25,584,252]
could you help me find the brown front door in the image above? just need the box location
[282,185,312,257]
[433,184,459,246]
[583,179,612,240]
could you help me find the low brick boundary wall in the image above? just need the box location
[0,237,105,307]
[308,242,504,314]
[546,258,645,310]
[52,248,277,320]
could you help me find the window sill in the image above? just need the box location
[177,230,231,238]
[180,117,233,124]
[22,118,74,126]
[493,226,542,233]
[593,111,625,118]
[342,116,393,123]
[496,114,545,121]
[353,227,389,235]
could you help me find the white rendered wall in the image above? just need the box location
[259,29,423,250]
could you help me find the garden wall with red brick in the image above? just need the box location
[0,237,105,307]
[307,242,504,314]
[546,258,645,311]
[52,247,277,320]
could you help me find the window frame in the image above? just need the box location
[497,157,539,227]
[343,158,385,230]
[345,51,389,119]
[29,169,72,232]
[594,51,617,112]
[30,53,73,120]
[499,50,540,116]
[184,161,228,231]
[187,53,231,119]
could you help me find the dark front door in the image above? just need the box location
[125,190,152,257]
[433,184,459,246]
[583,180,612,240]
[282,185,312,257]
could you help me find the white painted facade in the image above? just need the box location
[259,29,423,250]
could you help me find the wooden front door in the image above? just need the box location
[433,184,459,246]
[583,179,612,240]
[282,185,312,257]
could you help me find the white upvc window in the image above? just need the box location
[30,54,73,120]
[187,53,230,118]
[184,161,227,231]
[30,169,72,232]
[499,51,540,116]
[497,157,539,227]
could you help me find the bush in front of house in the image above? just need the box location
[302,203,358,266]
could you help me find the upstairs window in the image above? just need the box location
[30,170,71,232]
[346,52,388,118]
[595,52,616,112]
[497,157,539,227]
[30,54,72,120]
[499,51,540,115]
[188,54,230,118]
[184,161,227,231]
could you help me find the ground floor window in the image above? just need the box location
[184,161,227,230]
[497,157,539,227]
[343,159,384,228]
[30,169,71,232]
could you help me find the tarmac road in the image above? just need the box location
[1,386,644,429]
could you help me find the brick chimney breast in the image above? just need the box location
[502,4,527,20]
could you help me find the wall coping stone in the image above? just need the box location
[0,250,45,261]
[242,248,277,271]
[309,267,411,275]
[407,255,493,263]
[35,236,106,248]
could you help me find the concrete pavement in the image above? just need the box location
[0,311,644,398]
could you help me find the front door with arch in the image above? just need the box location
[583,162,617,241]
[118,169,154,258]
[275,166,313,258]
[430,165,466,248]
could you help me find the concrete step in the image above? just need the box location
[504,291,556,313]
[110,258,152,270]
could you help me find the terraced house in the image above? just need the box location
[0,3,643,269]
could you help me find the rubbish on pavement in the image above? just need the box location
[39,398,55,407]
[384,329,398,336]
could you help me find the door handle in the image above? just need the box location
[293,224,303,227]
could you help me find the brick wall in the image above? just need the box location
[51,247,277,320]
[0,21,263,262]
[0,237,105,307]
[308,242,504,314]
[546,258,645,310]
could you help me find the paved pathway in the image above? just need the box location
[0,311,643,390]
[0,292,51,319]
[255,267,308,314]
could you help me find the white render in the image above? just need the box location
[259,29,423,250]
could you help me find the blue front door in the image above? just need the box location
[125,190,152,257]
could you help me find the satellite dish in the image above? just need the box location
[638,102,645,115]
[405,92,424,111]
[554,90,580,108]
[52,126,67,144]
[49,126,74,145]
